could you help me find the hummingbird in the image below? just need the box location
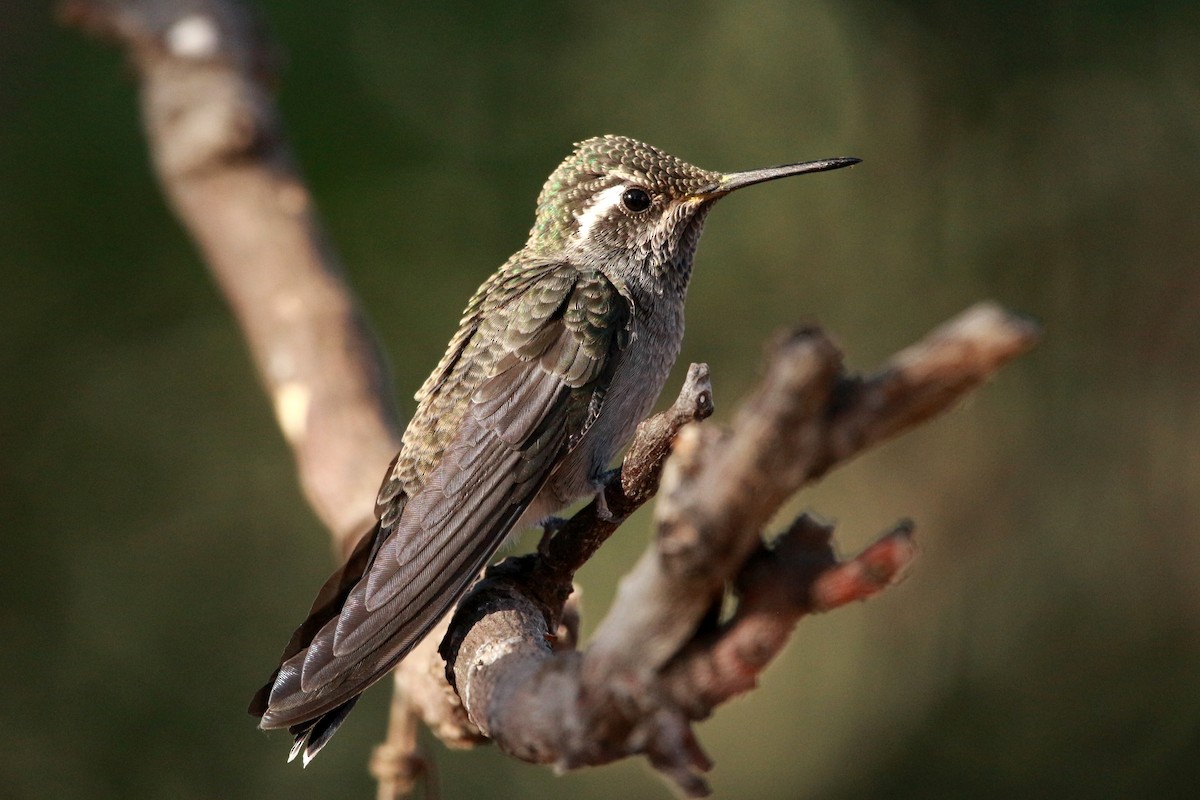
[249,135,859,763]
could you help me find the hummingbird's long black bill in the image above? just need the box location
[707,156,861,195]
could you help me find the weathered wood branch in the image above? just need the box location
[442,304,1038,796]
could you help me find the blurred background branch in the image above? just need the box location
[59,0,427,793]
[59,0,401,551]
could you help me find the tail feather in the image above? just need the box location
[286,696,361,766]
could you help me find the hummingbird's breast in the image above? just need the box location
[538,292,686,512]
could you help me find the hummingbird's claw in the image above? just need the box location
[594,486,615,523]
[538,516,570,556]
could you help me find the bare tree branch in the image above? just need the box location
[442,304,1038,796]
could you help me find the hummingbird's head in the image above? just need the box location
[527,135,859,291]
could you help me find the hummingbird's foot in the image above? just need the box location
[537,516,570,557]
[591,469,621,523]
[593,485,616,523]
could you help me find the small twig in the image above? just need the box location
[370,687,430,800]
[662,515,916,716]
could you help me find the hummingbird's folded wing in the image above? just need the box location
[252,265,631,753]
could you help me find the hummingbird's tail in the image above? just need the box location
[252,338,579,760]
[248,518,384,751]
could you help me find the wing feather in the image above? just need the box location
[254,263,632,732]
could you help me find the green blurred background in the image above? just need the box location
[3,1,1199,798]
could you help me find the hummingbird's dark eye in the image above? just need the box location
[621,187,652,213]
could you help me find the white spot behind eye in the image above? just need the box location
[167,15,220,59]
[573,183,630,243]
